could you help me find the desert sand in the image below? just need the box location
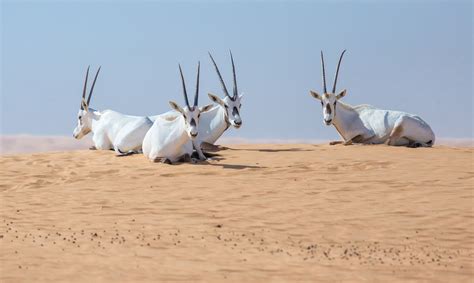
[0,144,473,282]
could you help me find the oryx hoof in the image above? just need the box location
[329,141,343,146]
[408,142,423,148]
[181,154,192,162]
[89,146,97,150]
[161,158,172,165]
[116,148,134,157]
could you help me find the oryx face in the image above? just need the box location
[169,104,213,140]
[208,51,243,128]
[208,93,243,128]
[309,50,347,126]
[73,66,101,139]
[310,91,346,125]
[73,109,92,139]
[170,62,213,140]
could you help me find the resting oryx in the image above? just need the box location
[142,62,213,164]
[309,50,435,147]
[73,66,153,155]
[150,51,243,151]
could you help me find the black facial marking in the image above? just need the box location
[325,104,332,115]
[232,107,239,116]
[190,118,196,127]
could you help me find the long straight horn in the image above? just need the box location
[194,61,200,107]
[230,50,238,99]
[81,66,90,109]
[320,51,327,93]
[179,64,191,109]
[332,50,346,93]
[87,66,101,106]
[208,52,231,98]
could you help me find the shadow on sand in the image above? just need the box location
[209,163,265,170]
[226,147,313,153]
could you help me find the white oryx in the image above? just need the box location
[142,62,213,164]
[73,66,153,155]
[150,51,243,151]
[309,50,435,147]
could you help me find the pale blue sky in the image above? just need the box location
[1,0,472,140]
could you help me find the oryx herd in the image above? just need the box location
[73,51,435,164]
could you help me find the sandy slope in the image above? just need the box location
[0,144,473,282]
[1,135,472,155]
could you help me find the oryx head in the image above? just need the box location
[73,66,101,139]
[207,51,243,128]
[309,50,347,126]
[169,62,213,140]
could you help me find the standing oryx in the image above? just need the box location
[309,50,435,147]
[73,66,153,155]
[150,51,243,151]
[142,62,213,164]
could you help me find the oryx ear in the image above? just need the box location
[336,89,346,100]
[200,104,214,113]
[208,93,226,107]
[169,101,184,115]
[310,90,322,100]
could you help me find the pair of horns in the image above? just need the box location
[209,51,238,100]
[320,50,346,94]
[81,66,101,110]
[179,62,200,109]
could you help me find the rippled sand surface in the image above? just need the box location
[1,144,473,282]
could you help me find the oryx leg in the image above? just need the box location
[386,124,407,146]
[385,117,427,147]
[113,119,152,156]
[180,153,192,163]
[92,134,113,150]
[343,140,353,146]
[192,140,207,161]
[329,135,361,146]
[329,141,344,145]
[152,157,172,164]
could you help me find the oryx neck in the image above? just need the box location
[173,116,192,147]
[89,109,102,133]
[332,101,358,141]
[214,105,231,135]
[197,105,229,144]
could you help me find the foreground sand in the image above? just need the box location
[0,144,473,282]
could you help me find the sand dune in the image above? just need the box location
[0,144,473,282]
